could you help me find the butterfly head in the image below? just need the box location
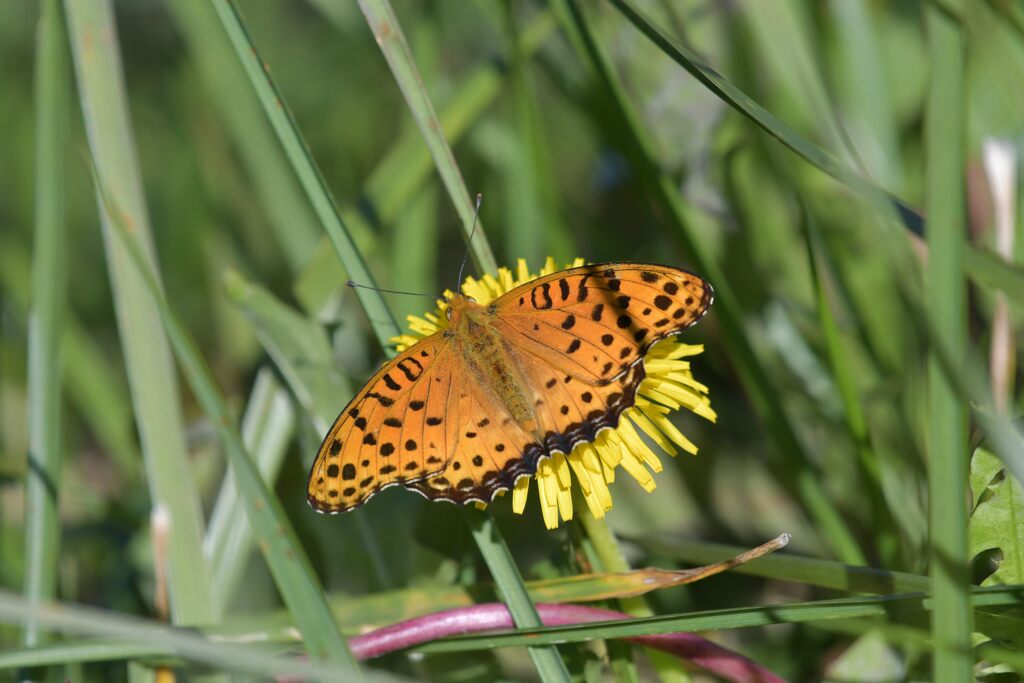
[445,293,488,334]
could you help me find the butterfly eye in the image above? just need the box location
[445,307,452,320]
[466,296,476,303]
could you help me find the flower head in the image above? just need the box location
[392,258,715,529]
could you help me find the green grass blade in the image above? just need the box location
[607,0,922,236]
[350,4,568,679]
[224,270,395,589]
[204,368,296,612]
[924,4,972,680]
[89,167,359,674]
[0,591,371,682]
[557,0,865,566]
[64,0,219,628]
[294,9,556,314]
[23,0,68,650]
[413,585,1024,652]
[803,210,896,556]
[224,270,353,433]
[463,509,573,683]
[356,0,497,275]
[0,243,140,479]
[634,536,930,594]
[209,0,400,348]
[166,0,321,273]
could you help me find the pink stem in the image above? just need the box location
[349,603,787,683]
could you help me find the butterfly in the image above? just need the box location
[307,263,713,513]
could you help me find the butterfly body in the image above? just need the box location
[308,263,713,513]
[448,295,541,435]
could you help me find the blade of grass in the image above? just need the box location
[413,585,1024,652]
[209,0,400,349]
[463,509,573,683]
[167,0,322,273]
[356,0,497,275]
[803,209,896,557]
[89,165,359,674]
[23,0,68,650]
[0,243,140,479]
[633,536,930,594]
[556,0,865,566]
[353,3,569,679]
[0,591,375,682]
[64,0,219,628]
[224,270,394,589]
[204,368,296,612]
[924,3,972,680]
[608,0,922,237]
[294,9,556,314]
[610,0,1024,312]
[7,584,1024,669]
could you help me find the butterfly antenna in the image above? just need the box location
[455,193,483,292]
[346,281,436,299]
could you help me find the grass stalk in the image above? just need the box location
[210,0,401,348]
[167,0,321,273]
[350,3,568,680]
[204,368,296,612]
[90,167,359,674]
[575,499,688,683]
[924,3,973,680]
[23,0,68,650]
[356,0,497,275]
[463,510,573,683]
[3,583,1022,669]
[803,210,897,558]
[64,0,219,628]
[557,0,865,566]
[607,0,922,237]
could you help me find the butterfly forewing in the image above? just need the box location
[488,264,712,455]
[494,264,712,382]
[308,337,457,512]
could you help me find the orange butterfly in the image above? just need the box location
[307,263,712,513]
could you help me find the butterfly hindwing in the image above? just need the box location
[408,382,544,503]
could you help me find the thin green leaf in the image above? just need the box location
[634,536,930,595]
[88,164,359,674]
[924,4,972,680]
[804,209,897,556]
[209,0,400,349]
[0,590,374,682]
[64,0,220,628]
[464,509,573,683]
[556,0,866,566]
[356,0,497,276]
[23,0,68,650]
[225,270,394,589]
[204,368,296,612]
[413,586,1024,653]
[294,9,556,315]
[607,0,923,236]
[167,0,322,273]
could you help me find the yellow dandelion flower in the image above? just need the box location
[391,258,715,529]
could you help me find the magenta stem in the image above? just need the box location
[349,602,788,683]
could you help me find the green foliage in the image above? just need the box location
[2,0,1024,680]
[971,448,1024,588]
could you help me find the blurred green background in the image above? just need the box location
[2,0,1024,681]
